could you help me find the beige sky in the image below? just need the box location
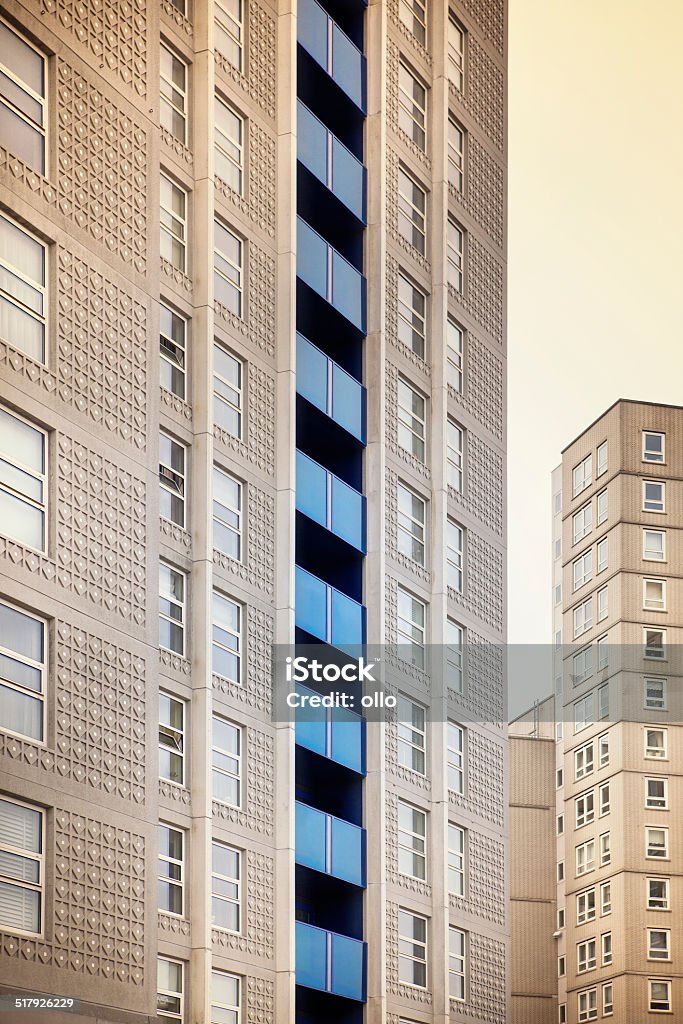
[507,0,683,646]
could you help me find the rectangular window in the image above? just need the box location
[160,43,187,144]
[599,782,610,816]
[159,432,186,528]
[398,909,427,987]
[213,343,243,438]
[159,563,186,656]
[573,455,592,497]
[398,800,427,879]
[398,166,427,253]
[0,797,43,935]
[574,694,594,733]
[0,18,47,174]
[558,908,565,929]
[558,955,565,977]
[446,519,464,593]
[644,528,666,561]
[160,303,187,399]
[573,550,593,590]
[577,938,596,973]
[446,619,464,694]
[578,988,597,1022]
[447,217,464,293]
[0,212,47,363]
[158,824,184,917]
[447,418,464,492]
[647,877,669,910]
[213,467,242,561]
[575,790,595,829]
[211,970,241,1024]
[649,979,671,1013]
[643,480,665,513]
[597,636,609,671]
[0,600,46,742]
[599,832,610,866]
[448,116,465,192]
[448,15,465,91]
[576,838,595,876]
[157,956,184,1023]
[574,597,593,638]
[643,431,665,463]
[212,591,241,684]
[646,777,668,809]
[397,695,426,775]
[160,173,187,271]
[601,932,612,966]
[446,317,464,392]
[596,537,608,573]
[602,983,613,1017]
[215,93,244,194]
[573,646,593,686]
[646,728,667,759]
[159,692,186,785]
[447,722,465,794]
[397,587,426,668]
[596,488,608,524]
[600,881,611,915]
[448,823,465,896]
[575,742,594,780]
[576,888,596,925]
[214,219,243,316]
[449,927,466,1001]
[644,578,666,611]
[212,716,241,807]
[645,676,666,711]
[0,405,47,552]
[648,928,670,961]
[399,0,426,43]
[397,378,426,461]
[597,586,608,623]
[596,442,607,476]
[398,62,427,152]
[211,840,240,932]
[646,826,668,859]
[397,482,426,566]
[397,272,427,358]
[559,1005,567,1024]
[557,861,564,882]
[215,0,243,71]
[556,814,564,836]
[573,502,592,543]
[645,628,666,660]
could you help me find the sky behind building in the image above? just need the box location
[508,0,683,647]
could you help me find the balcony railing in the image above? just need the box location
[296,921,367,1002]
[298,101,366,223]
[298,0,367,112]
[295,801,366,887]
[295,684,366,775]
[295,566,366,646]
[296,333,366,444]
[297,218,366,333]
[296,450,366,553]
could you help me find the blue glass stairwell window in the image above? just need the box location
[295,802,366,886]
[295,922,367,1001]
[297,101,366,222]
[294,684,366,775]
[297,0,366,112]
[295,334,367,443]
[297,219,366,333]
[296,451,366,552]
[295,567,366,646]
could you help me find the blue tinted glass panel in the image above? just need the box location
[331,476,364,551]
[331,24,364,109]
[296,451,328,528]
[331,363,363,440]
[330,588,364,645]
[331,709,365,774]
[296,922,327,991]
[297,219,328,298]
[331,250,363,330]
[330,932,365,1001]
[297,0,328,68]
[297,334,328,412]
[330,817,365,886]
[296,566,328,640]
[332,137,364,221]
[295,685,327,756]
[295,803,327,873]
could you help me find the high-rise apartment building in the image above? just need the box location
[0,1,507,1021]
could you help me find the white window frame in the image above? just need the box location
[646,876,670,911]
[398,908,428,988]
[160,41,188,144]
[397,694,426,775]
[446,619,464,694]
[446,418,464,493]
[212,590,242,685]
[447,216,465,293]
[214,218,243,317]
[448,115,465,192]
[0,17,47,175]
[576,838,595,877]
[601,931,612,966]
[597,586,608,623]
[576,887,596,925]
[602,982,613,1017]
[643,430,665,463]
[215,92,244,195]
[645,727,667,760]
[211,839,241,933]
[646,826,669,860]
[0,211,47,364]
[0,599,46,743]
[160,301,188,400]
[575,790,595,829]
[397,586,426,668]
[159,431,187,529]
[575,741,594,780]
[643,480,665,513]
[447,14,466,91]
[0,404,48,553]
[572,455,592,497]
[159,562,186,657]
[397,271,427,359]
[448,926,466,1001]
[643,577,666,611]
[211,715,242,808]
[159,691,186,786]
[448,822,466,897]
[573,549,593,591]
[600,881,611,916]
[577,937,597,973]
[649,978,672,1013]
[215,0,244,72]
[446,519,464,593]
[644,676,667,711]
[0,795,44,937]
[599,782,610,816]
[160,172,188,272]
[398,799,427,880]
[599,831,610,866]
[572,647,593,686]
[397,377,426,462]
[399,0,427,43]
[578,987,598,1022]
[596,537,608,574]
[645,776,668,810]
[398,165,427,254]
[398,60,427,152]
[574,694,594,734]
[212,465,243,562]
[157,955,185,1023]
[447,721,465,795]
[573,597,593,638]
[648,927,671,961]
[644,627,666,660]
[213,342,243,440]
[573,502,592,544]
[158,823,185,918]
[596,441,607,477]
[643,528,666,562]
[596,487,608,525]
[397,481,427,567]
[446,317,464,393]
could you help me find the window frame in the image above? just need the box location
[0,404,48,553]
[211,714,242,808]
[576,887,596,925]
[643,479,665,513]
[645,727,668,760]
[446,518,464,593]
[159,301,188,400]
[0,16,47,175]
[646,876,670,911]
[646,825,669,860]
[649,978,672,1013]
[572,455,592,497]
[398,0,427,44]
[644,676,667,711]
[446,216,465,293]
[212,465,243,563]
[447,721,465,795]
[0,795,44,938]
[447,114,465,192]
[211,839,241,934]
[572,502,592,544]
[397,586,426,668]
[0,598,47,744]
[159,430,187,529]
[397,480,427,567]
[213,342,244,440]
[397,270,427,359]
[645,776,668,810]
[446,317,464,393]
[211,590,242,685]
[447,822,466,897]
[215,92,245,196]
[578,986,598,1022]
[397,377,427,462]
[159,562,186,657]
[215,0,244,72]
[642,430,665,464]
[573,549,593,591]
[573,597,593,638]
[398,165,427,254]
[447,14,466,92]
[160,172,188,272]
[446,418,464,493]
[643,577,666,612]
[644,627,666,660]
[158,822,185,918]
[160,40,188,145]
[397,799,427,880]
[0,210,48,364]
[398,908,428,988]
[596,441,607,477]
[157,955,185,1024]
[647,927,671,961]
[577,937,597,974]
[397,694,427,775]
[398,60,427,152]
[643,528,666,562]
[448,925,467,1002]
[159,690,186,787]
[213,218,244,317]
[575,838,595,877]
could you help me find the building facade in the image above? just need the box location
[0,0,507,1022]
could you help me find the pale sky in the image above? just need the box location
[507,0,683,648]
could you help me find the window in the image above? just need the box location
[397,378,426,461]
[555,584,562,605]
[575,790,595,828]
[574,597,593,638]
[397,587,426,668]
[573,456,592,497]
[557,768,564,788]
[573,550,593,590]
[448,15,465,91]
[574,694,594,733]
[214,219,243,315]
[576,888,596,925]
[157,956,184,1023]
[576,838,595,876]
[0,405,47,552]
[575,742,594,780]
[600,881,611,915]
[599,832,611,866]
[559,1005,567,1024]
[447,217,464,292]
[0,19,46,174]
[160,43,187,144]
[646,777,668,809]
[596,537,608,573]
[648,928,670,960]
[160,303,187,399]
[159,692,186,785]
[447,722,465,794]
[599,782,610,816]
[578,987,597,1022]
[602,983,613,1016]
[601,932,612,965]
[557,955,565,977]
[644,578,666,611]
[213,344,243,438]
[446,317,464,392]
[448,116,465,192]
[557,861,564,882]
[160,174,187,271]
[212,591,242,684]
[398,166,427,254]
[211,972,241,1024]
[215,0,243,71]
[596,442,607,477]
[647,877,669,910]
[600,685,610,721]
[449,927,466,1001]
[646,826,668,859]
[399,0,426,43]
[558,908,565,929]
[397,695,426,774]
[596,488,608,524]
[645,677,667,711]
[446,619,464,694]
[398,62,427,152]
[643,431,665,463]
[398,482,426,565]
[446,519,464,593]
[643,480,665,513]
[398,801,427,879]
[597,636,609,671]
[573,647,593,685]
[447,418,464,492]
[398,909,427,987]
[644,529,666,561]
[160,432,186,528]
[573,503,592,543]
[0,213,47,363]
[645,628,666,660]
[212,716,241,806]
[577,938,596,973]
[397,272,427,358]
[646,728,667,759]
[213,467,242,561]
[597,586,608,622]
[159,824,184,916]
[0,600,46,742]
[159,563,186,656]
[211,841,240,932]
[448,823,465,896]
[0,797,43,935]
[649,979,671,1013]
[215,94,244,194]
[557,814,564,836]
